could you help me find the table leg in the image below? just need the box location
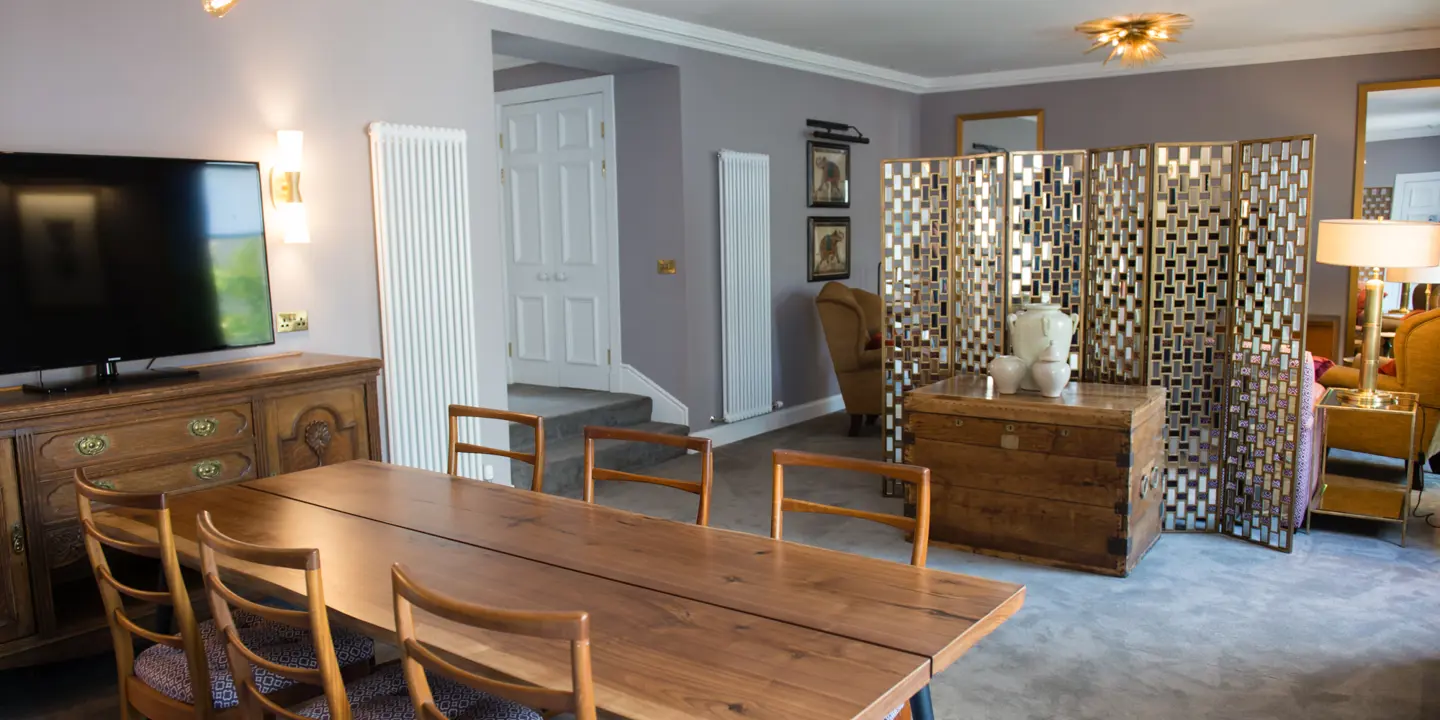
[909,685,934,720]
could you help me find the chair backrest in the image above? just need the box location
[447,405,546,491]
[392,564,595,720]
[1394,308,1440,401]
[815,282,866,372]
[196,511,351,720]
[769,450,931,567]
[581,427,714,525]
[75,472,213,713]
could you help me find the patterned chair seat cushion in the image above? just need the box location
[292,664,542,720]
[134,609,375,710]
[884,705,903,720]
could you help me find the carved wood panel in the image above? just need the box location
[263,384,372,475]
[0,438,35,643]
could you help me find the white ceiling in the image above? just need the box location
[1368,86,1440,142]
[595,0,1440,77]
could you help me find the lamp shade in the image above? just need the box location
[1316,219,1440,268]
[1385,264,1440,283]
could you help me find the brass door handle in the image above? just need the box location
[10,523,22,556]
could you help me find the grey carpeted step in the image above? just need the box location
[512,421,690,497]
[508,385,653,451]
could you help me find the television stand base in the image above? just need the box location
[21,365,200,395]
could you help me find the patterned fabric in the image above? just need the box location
[292,664,542,720]
[134,609,375,710]
[883,705,903,720]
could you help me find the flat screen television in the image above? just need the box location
[0,151,275,391]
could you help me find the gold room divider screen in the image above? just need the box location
[882,135,1315,552]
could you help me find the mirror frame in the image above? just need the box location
[1344,77,1440,355]
[955,109,1045,155]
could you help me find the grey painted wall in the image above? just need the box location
[614,67,688,399]
[1364,135,1440,188]
[493,62,603,92]
[678,50,920,428]
[919,49,1440,320]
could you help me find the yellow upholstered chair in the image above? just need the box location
[1320,307,1440,472]
[815,282,883,435]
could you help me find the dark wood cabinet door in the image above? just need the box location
[0,438,36,643]
[263,384,373,475]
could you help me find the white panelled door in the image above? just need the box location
[501,92,612,391]
[1391,171,1440,223]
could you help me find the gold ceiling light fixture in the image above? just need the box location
[202,0,240,18]
[1075,13,1192,67]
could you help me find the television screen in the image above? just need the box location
[0,152,275,376]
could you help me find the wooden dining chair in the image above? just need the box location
[75,473,348,720]
[769,450,933,720]
[195,512,396,720]
[392,564,589,720]
[448,404,546,492]
[582,427,714,525]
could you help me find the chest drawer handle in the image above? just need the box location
[91,480,117,491]
[189,418,219,438]
[1059,428,1071,437]
[193,460,224,481]
[75,435,109,457]
[10,523,23,556]
[953,419,964,427]
[1004,424,1016,432]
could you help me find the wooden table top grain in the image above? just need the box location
[242,460,1026,673]
[94,486,928,720]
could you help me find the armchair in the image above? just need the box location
[1320,307,1440,477]
[815,282,882,435]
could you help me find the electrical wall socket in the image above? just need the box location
[276,311,309,334]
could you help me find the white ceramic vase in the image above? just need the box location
[1030,342,1072,398]
[1008,303,1078,390]
[988,355,1027,395]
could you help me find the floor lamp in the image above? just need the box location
[1317,219,1440,407]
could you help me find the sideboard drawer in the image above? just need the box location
[907,411,1133,463]
[31,403,254,475]
[35,446,259,523]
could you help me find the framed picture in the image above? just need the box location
[808,141,850,208]
[807,217,851,282]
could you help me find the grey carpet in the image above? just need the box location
[592,413,1440,720]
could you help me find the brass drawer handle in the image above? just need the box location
[193,460,223,481]
[1004,424,1016,432]
[953,419,965,427]
[75,434,109,457]
[188,418,219,438]
[1059,428,1071,437]
[92,480,117,491]
[10,523,23,556]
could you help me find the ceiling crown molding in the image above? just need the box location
[478,0,1440,95]
[475,0,930,92]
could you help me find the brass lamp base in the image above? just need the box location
[1335,388,1398,408]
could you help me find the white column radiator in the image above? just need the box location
[717,150,774,423]
[368,122,482,476]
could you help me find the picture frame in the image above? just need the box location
[807,141,850,208]
[807,216,851,282]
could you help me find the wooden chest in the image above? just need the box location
[905,376,1167,577]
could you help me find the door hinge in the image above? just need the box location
[499,133,504,149]
[601,121,606,139]
[500,168,505,183]
[607,349,612,365]
[10,522,23,555]
[508,342,513,358]
[601,160,607,177]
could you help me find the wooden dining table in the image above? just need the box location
[94,460,1025,720]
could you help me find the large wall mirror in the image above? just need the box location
[955,110,1044,155]
[1344,79,1440,356]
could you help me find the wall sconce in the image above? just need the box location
[202,0,240,18]
[272,130,310,244]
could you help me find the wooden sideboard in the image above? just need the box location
[905,376,1166,577]
[0,353,381,668]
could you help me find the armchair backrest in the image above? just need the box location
[1394,308,1440,406]
[816,282,871,373]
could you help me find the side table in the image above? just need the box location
[1309,388,1418,546]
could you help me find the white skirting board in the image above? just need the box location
[618,364,689,427]
[693,394,844,448]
